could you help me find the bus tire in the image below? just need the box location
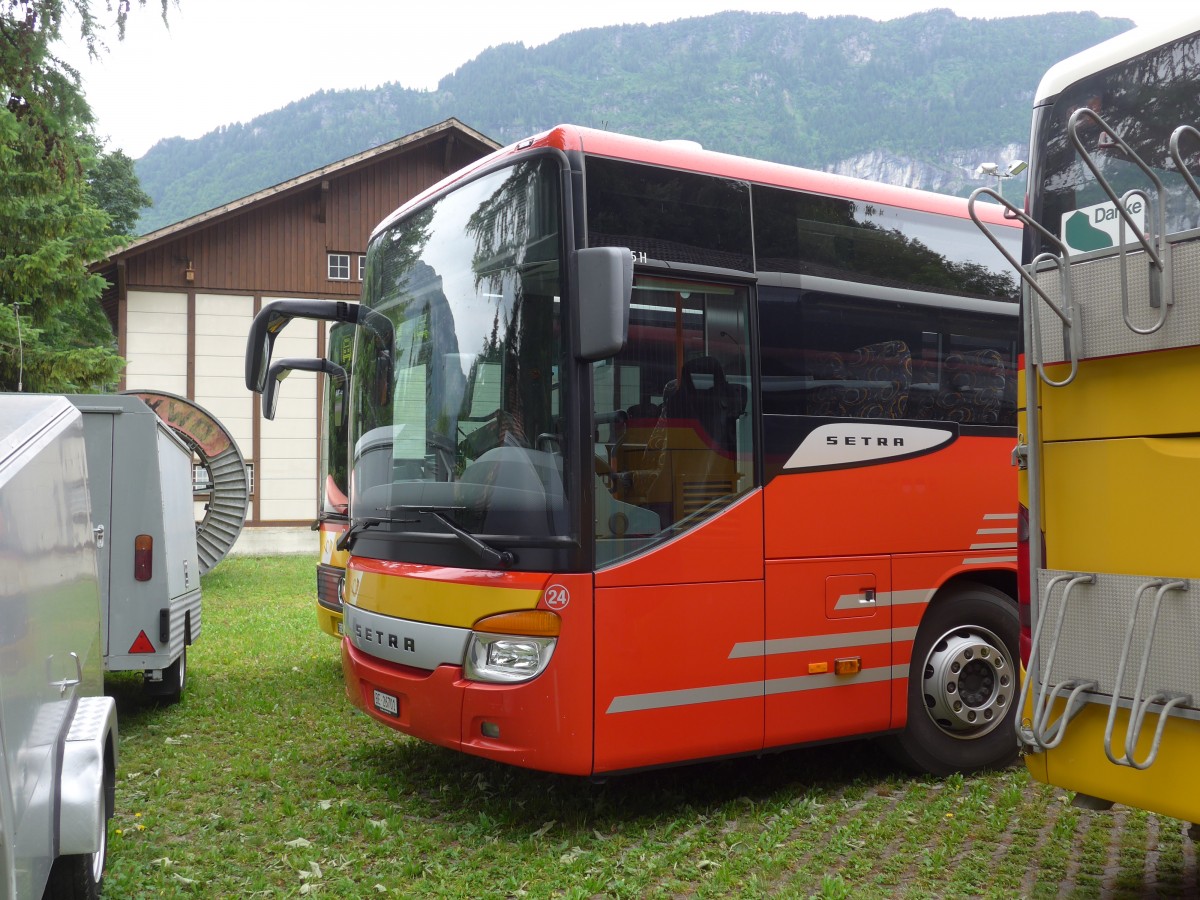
[144,647,187,705]
[884,582,1019,776]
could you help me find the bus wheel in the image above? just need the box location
[884,583,1019,776]
[144,648,187,705]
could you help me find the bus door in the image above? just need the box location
[591,276,764,773]
[757,283,921,745]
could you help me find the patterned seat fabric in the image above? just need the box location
[912,348,1007,424]
[806,340,911,419]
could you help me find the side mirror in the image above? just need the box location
[574,246,632,361]
[245,299,393,393]
[263,358,348,421]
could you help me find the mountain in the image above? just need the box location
[132,10,1132,235]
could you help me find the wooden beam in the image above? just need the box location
[317,180,329,223]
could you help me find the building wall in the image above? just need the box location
[124,292,187,395]
[193,294,255,457]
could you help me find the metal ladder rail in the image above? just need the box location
[1068,108,1172,335]
[1016,572,1098,750]
[1170,124,1200,205]
[1103,579,1191,770]
[968,191,1081,388]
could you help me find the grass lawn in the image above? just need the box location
[100,555,1194,898]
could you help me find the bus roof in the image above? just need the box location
[372,124,1016,241]
[1034,14,1200,106]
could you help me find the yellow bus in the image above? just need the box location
[973,14,1200,827]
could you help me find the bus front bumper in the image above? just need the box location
[341,639,592,775]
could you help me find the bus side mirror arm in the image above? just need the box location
[574,246,633,361]
[245,299,393,393]
[263,357,347,421]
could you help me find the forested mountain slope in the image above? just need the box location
[133,10,1131,234]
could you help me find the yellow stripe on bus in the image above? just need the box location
[1042,435,1200,578]
[1039,345,1200,443]
[347,569,542,629]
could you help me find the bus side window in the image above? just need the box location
[759,286,916,421]
[805,340,912,419]
[759,286,1016,428]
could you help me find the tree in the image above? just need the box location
[89,144,152,236]
[0,1,167,392]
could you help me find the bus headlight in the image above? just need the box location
[463,611,560,684]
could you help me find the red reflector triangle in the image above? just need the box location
[128,631,156,654]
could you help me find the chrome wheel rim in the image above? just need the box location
[920,625,1015,740]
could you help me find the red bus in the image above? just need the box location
[247,125,1023,776]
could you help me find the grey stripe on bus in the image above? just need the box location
[833,588,933,611]
[728,626,919,659]
[606,665,910,714]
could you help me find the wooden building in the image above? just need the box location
[95,118,499,552]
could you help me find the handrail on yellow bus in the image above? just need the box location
[968,189,1081,387]
[1103,579,1191,770]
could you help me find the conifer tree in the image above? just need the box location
[0,1,164,391]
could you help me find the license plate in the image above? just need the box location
[373,689,399,717]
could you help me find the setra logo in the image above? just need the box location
[784,422,954,472]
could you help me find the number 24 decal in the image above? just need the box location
[544,584,570,610]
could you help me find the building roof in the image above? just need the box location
[102,118,498,263]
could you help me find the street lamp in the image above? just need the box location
[974,160,1028,202]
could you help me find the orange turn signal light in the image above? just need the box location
[834,657,861,675]
[472,610,561,637]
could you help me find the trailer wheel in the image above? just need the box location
[44,752,112,900]
[144,647,187,705]
[883,582,1019,776]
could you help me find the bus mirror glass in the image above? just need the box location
[261,357,347,422]
[575,246,633,361]
[262,363,291,421]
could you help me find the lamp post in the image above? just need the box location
[974,159,1028,203]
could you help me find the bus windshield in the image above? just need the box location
[1031,30,1200,255]
[348,157,569,548]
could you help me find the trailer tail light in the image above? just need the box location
[134,534,153,582]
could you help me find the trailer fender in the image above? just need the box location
[58,696,118,856]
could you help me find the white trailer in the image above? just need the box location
[0,394,118,900]
[66,395,202,704]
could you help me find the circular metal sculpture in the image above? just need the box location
[124,390,249,575]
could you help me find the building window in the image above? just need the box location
[358,254,366,281]
[328,253,350,281]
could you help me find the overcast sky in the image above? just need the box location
[56,1,1178,159]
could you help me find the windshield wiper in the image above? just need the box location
[336,505,516,568]
[425,510,516,569]
[336,510,420,552]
